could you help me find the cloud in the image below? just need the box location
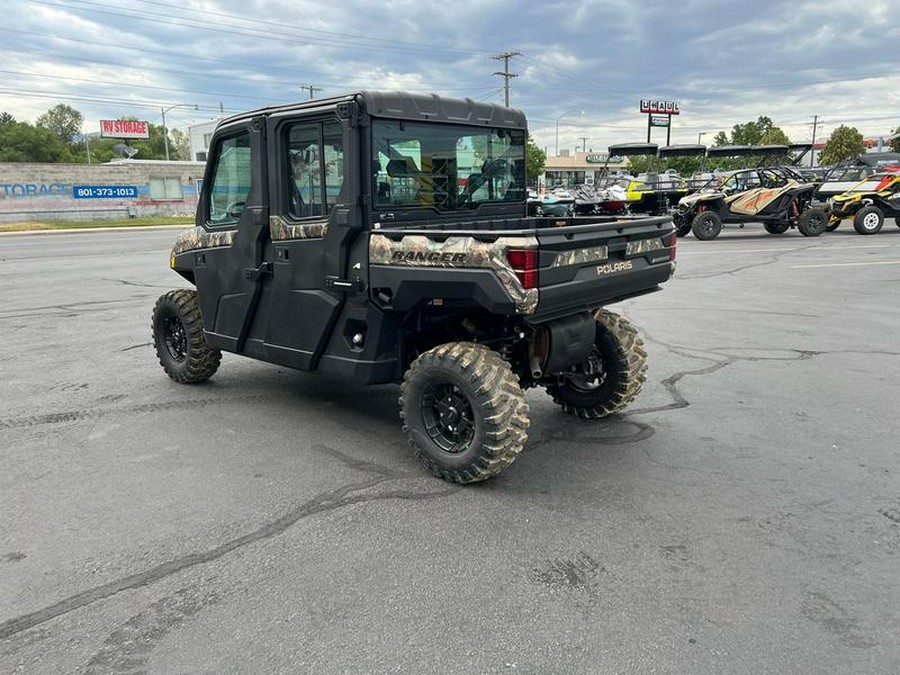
[0,0,896,154]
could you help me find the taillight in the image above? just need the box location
[670,234,677,261]
[506,248,539,289]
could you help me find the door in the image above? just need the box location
[262,116,350,370]
[193,119,271,352]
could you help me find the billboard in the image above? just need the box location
[639,100,680,115]
[100,120,150,139]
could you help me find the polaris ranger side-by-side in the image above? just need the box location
[152,92,676,483]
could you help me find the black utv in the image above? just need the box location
[151,92,676,483]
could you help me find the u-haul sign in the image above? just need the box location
[639,100,680,115]
[100,120,150,139]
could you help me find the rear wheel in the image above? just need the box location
[545,309,647,419]
[853,205,884,235]
[798,207,828,237]
[400,342,529,484]
[691,211,722,240]
[764,222,790,235]
[152,289,221,383]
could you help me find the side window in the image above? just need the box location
[208,132,251,226]
[323,120,344,213]
[286,118,345,219]
[287,123,322,218]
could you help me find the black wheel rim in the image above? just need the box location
[700,216,716,235]
[162,314,188,362]
[421,382,476,453]
[566,348,608,392]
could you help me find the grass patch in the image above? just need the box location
[0,216,195,232]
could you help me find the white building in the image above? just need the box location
[187,119,222,162]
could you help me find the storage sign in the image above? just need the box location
[73,185,139,199]
[639,100,680,115]
[650,115,671,127]
[100,120,150,139]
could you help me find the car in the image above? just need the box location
[672,163,828,239]
[828,171,900,234]
[151,91,676,484]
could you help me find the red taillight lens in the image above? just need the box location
[670,234,677,261]
[506,248,539,289]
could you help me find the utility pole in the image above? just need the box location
[580,137,588,153]
[299,84,322,100]
[492,51,521,107]
[809,115,821,167]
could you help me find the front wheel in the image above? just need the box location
[152,289,221,383]
[853,205,884,235]
[691,211,722,240]
[798,207,828,237]
[545,309,648,419]
[400,342,529,484]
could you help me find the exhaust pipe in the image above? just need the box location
[530,355,543,379]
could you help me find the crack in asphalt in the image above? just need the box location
[0,394,279,430]
[0,446,456,641]
[675,244,809,280]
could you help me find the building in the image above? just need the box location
[541,151,628,189]
[187,119,222,162]
[0,159,206,223]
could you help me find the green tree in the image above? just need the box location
[819,125,865,165]
[36,104,84,144]
[0,121,71,162]
[170,128,191,161]
[759,127,791,145]
[713,116,788,146]
[525,136,546,185]
[0,112,16,127]
[889,126,900,153]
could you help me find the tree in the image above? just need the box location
[170,128,191,161]
[0,112,16,127]
[36,104,84,144]
[713,116,788,146]
[819,125,865,165]
[0,121,71,162]
[890,126,900,153]
[525,136,546,185]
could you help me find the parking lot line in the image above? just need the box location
[790,260,900,269]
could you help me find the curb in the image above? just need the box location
[0,224,193,237]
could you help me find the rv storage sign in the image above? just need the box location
[639,100,680,115]
[100,120,150,139]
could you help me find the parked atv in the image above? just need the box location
[828,171,900,234]
[672,165,828,240]
[151,91,676,484]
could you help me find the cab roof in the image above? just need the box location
[216,91,527,131]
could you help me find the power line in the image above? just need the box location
[30,0,490,59]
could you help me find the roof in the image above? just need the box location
[216,91,527,131]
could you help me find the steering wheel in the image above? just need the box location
[225,201,246,218]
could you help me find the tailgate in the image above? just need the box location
[531,216,675,319]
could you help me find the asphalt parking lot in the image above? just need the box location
[1,225,899,674]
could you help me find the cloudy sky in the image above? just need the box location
[1,0,898,155]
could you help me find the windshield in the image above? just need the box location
[372,120,525,212]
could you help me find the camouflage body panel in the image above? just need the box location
[171,226,236,255]
[370,233,539,314]
[552,245,608,268]
[269,215,329,241]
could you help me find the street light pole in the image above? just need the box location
[555,110,584,157]
[161,103,198,160]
